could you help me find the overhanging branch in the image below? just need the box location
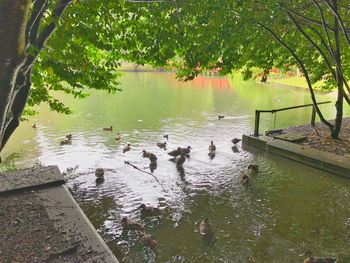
[257,22,334,130]
[289,13,350,105]
[24,0,73,73]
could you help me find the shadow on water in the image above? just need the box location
[2,73,350,262]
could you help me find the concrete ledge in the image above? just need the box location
[0,165,65,194]
[243,134,350,178]
[37,185,119,262]
[0,166,119,262]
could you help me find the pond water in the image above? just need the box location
[2,72,350,262]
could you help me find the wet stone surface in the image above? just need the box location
[0,166,64,194]
[0,191,100,263]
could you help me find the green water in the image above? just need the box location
[2,72,350,262]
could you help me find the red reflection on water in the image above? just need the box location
[168,73,233,93]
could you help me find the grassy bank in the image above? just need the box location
[268,76,327,90]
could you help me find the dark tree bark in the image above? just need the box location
[332,0,343,139]
[0,0,73,155]
[0,0,31,152]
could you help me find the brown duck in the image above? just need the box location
[248,164,258,173]
[208,141,216,151]
[140,233,157,252]
[240,172,250,185]
[121,217,144,231]
[95,168,104,178]
[196,218,215,238]
[123,144,131,153]
[139,204,163,217]
[103,126,113,131]
[175,154,186,166]
[168,147,182,157]
[156,142,167,149]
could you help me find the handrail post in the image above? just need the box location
[311,106,316,126]
[254,110,260,137]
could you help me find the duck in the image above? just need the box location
[123,144,131,153]
[168,147,182,157]
[115,133,122,141]
[248,164,258,173]
[149,153,158,162]
[303,257,337,263]
[95,168,105,178]
[60,138,72,145]
[195,218,215,238]
[139,204,163,217]
[32,123,37,129]
[121,217,145,231]
[140,233,157,251]
[156,142,167,149]
[142,150,152,158]
[240,172,250,185]
[103,126,113,131]
[218,115,225,120]
[163,134,169,140]
[208,141,216,151]
[175,154,186,166]
[180,146,192,155]
[65,134,72,140]
[231,138,241,145]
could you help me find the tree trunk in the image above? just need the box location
[331,0,343,139]
[0,0,30,152]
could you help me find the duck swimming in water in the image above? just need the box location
[65,134,72,140]
[115,133,122,141]
[208,141,216,152]
[121,217,145,231]
[195,218,215,238]
[180,146,192,155]
[163,134,169,140]
[168,147,182,157]
[95,168,105,178]
[240,172,250,185]
[175,154,186,166]
[149,153,158,162]
[218,115,225,120]
[142,150,152,158]
[103,126,113,131]
[231,138,241,145]
[123,144,131,153]
[139,204,163,217]
[60,138,72,145]
[248,164,258,173]
[156,141,167,149]
[140,233,157,253]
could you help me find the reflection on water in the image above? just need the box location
[2,73,350,262]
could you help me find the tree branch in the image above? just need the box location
[0,71,31,151]
[24,0,73,73]
[257,22,334,130]
[27,0,49,46]
[322,0,350,46]
[278,2,335,32]
[289,13,350,105]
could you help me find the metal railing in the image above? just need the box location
[254,101,332,137]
